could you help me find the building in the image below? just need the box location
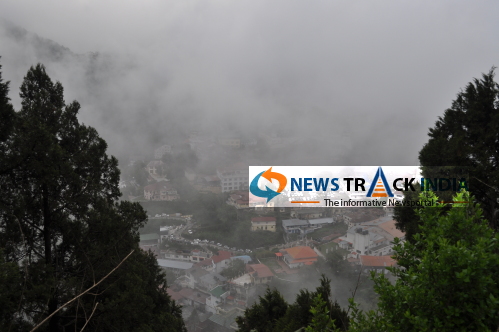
[146,160,165,176]
[163,249,211,263]
[251,217,276,232]
[282,219,310,234]
[217,162,249,193]
[157,259,194,276]
[212,250,233,273]
[217,135,241,148]
[359,255,397,274]
[227,191,250,209]
[279,246,318,269]
[290,208,325,220]
[144,181,178,201]
[154,144,172,159]
[140,233,160,248]
[193,175,221,194]
[246,264,274,284]
[338,216,405,255]
[206,285,230,313]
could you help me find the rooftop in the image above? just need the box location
[140,233,159,242]
[360,255,397,267]
[282,219,309,227]
[251,216,276,223]
[157,259,193,270]
[212,250,232,264]
[283,246,318,260]
[308,217,334,225]
[209,285,228,298]
[247,264,274,278]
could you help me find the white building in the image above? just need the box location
[154,144,172,159]
[216,162,249,193]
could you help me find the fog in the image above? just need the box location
[1,0,499,166]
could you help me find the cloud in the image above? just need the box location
[0,0,498,165]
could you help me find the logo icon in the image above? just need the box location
[250,167,287,202]
[366,167,394,197]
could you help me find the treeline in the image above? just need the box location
[0,62,185,331]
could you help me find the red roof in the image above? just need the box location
[275,252,283,257]
[212,251,232,264]
[247,264,274,278]
[251,217,276,223]
[195,258,213,267]
[360,255,397,267]
[284,246,318,260]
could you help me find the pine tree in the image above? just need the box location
[0,64,185,331]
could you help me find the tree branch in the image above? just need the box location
[29,250,134,332]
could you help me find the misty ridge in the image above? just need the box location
[0,16,443,168]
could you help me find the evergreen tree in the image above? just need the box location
[396,68,499,237]
[236,288,288,332]
[0,64,185,331]
[419,68,499,228]
[236,275,349,332]
[350,192,499,331]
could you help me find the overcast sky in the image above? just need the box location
[1,0,498,165]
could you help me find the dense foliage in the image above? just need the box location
[396,68,499,236]
[350,192,499,331]
[236,275,349,332]
[0,63,185,331]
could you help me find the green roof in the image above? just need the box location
[209,285,227,298]
[140,233,159,241]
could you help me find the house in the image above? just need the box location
[279,246,318,269]
[194,257,215,272]
[227,191,250,209]
[217,134,241,148]
[290,208,325,220]
[198,272,227,292]
[143,181,178,201]
[206,285,230,313]
[157,259,194,276]
[212,250,233,273]
[146,160,165,176]
[251,217,276,232]
[359,255,397,274]
[338,216,405,255]
[190,249,211,263]
[217,162,249,193]
[193,175,221,194]
[178,288,210,309]
[247,264,274,284]
[163,249,211,263]
[154,144,172,159]
[282,219,310,234]
[186,266,227,291]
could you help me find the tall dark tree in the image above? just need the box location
[0,64,185,331]
[419,68,499,226]
[236,275,349,332]
[236,288,288,332]
[396,68,499,235]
